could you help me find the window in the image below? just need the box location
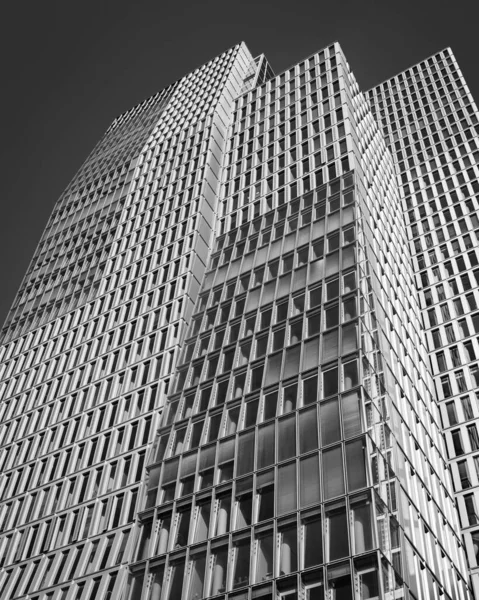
[440,303,451,321]
[452,430,465,456]
[465,342,476,362]
[458,318,469,338]
[232,538,251,588]
[302,515,322,568]
[441,375,452,398]
[454,297,465,316]
[254,532,274,582]
[278,523,297,576]
[458,460,471,489]
[432,329,441,348]
[326,503,349,561]
[320,398,340,445]
[445,324,455,343]
[436,352,446,372]
[446,401,458,425]
[465,494,479,525]
[468,425,479,451]
[299,454,320,507]
[462,396,474,420]
[350,495,373,553]
[322,446,344,499]
[456,370,467,393]
[277,462,297,515]
[471,530,479,565]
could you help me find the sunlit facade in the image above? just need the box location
[368,47,479,598]
[0,42,477,600]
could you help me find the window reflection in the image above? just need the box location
[232,537,251,589]
[255,470,275,522]
[278,523,298,576]
[255,532,274,582]
[234,478,253,529]
[167,558,185,599]
[209,545,228,595]
[326,503,349,561]
[350,494,373,554]
[302,514,323,570]
[187,553,206,600]
[213,494,231,536]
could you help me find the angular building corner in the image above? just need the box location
[0,39,478,600]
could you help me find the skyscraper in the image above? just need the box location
[367,49,479,597]
[0,40,477,600]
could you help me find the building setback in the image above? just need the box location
[0,41,477,600]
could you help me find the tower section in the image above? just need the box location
[0,43,255,600]
[367,48,479,596]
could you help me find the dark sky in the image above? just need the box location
[0,0,477,328]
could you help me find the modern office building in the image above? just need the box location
[0,40,477,600]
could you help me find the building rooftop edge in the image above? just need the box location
[366,46,454,93]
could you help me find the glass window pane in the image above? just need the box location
[302,516,323,568]
[278,416,296,462]
[209,546,228,595]
[284,344,301,379]
[322,329,338,362]
[325,251,339,277]
[303,336,320,371]
[342,391,362,438]
[278,524,298,576]
[237,431,255,476]
[150,565,165,600]
[327,505,349,560]
[187,554,206,600]
[194,502,211,543]
[277,462,297,515]
[309,259,324,284]
[232,538,251,589]
[343,359,358,390]
[320,398,341,445]
[214,496,231,536]
[257,423,275,469]
[323,367,338,397]
[299,407,318,453]
[351,498,373,554]
[325,304,339,328]
[343,297,357,321]
[300,454,320,507]
[256,471,275,522]
[263,390,278,420]
[302,375,318,406]
[326,278,339,300]
[168,559,185,599]
[265,352,282,386]
[345,439,367,491]
[283,384,297,413]
[255,532,274,582]
[235,482,253,529]
[322,446,344,499]
[341,323,357,355]
[327,564,352,598]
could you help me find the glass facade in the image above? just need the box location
[0,41,477,600]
